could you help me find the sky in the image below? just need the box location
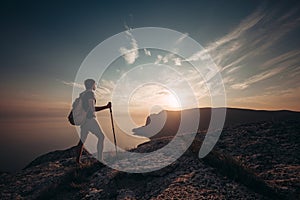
[0,0,300,172]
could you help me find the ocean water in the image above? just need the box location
[0,113,149,173]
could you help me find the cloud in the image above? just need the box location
[211,7,264,54]
[173,57,182,66]
[154,52,183,66]
[183,4,300,96]
[61,80,84,89]
[226,66,240,74]
[187,5,300,77]
[288,67,300,79]
[154,55,163,64]
[126,85,172,106]
[231,67,286,90]
[97,79,115,96]
[119,30,139,64]
[185,7,265,64]
[261,50,300,69]
[156,90,170,96]
[162,55,169,63]
[144,48,151,56]
[230,86,300,111]
[222,54,248,71]
[175,33,189,44]
[61,79,115,101]
[222,76,235,84]
[186,49,210,62]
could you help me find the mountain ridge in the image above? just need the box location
[133,107,300,139]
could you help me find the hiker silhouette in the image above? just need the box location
[76,79,111,163]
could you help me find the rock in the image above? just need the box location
[1,118,299,199]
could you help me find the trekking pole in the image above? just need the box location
[109,106,118,157]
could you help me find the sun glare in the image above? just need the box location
[164,93,181,110]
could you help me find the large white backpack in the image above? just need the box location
[68,95,87,126]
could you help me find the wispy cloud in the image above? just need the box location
[153,33,189,66]
[222,76,235,84]
[61,79,115,100]
[226,66,240,74]
[176,4,300,101]
[231,66,285,90]
[144,48,151,56]
[154,53,183,66]
[116,84,180,110]
[187,5,300,78]
[97,79,115,96]
[61,80,85,89]
[186,7,265,63]
[261,50,300,69]
[119,29,139,64]
[173,57,182,66]
[154,55,163,64]
[175,32,189,44]
[230,86,300,111]
[186,49,210,62]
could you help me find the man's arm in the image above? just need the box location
[95,102,111,112]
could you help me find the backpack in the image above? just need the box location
[68,96,87,126]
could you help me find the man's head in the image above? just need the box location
[84,79,96,90]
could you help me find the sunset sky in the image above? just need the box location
[0,0,300,172]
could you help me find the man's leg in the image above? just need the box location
[89,118,105,162]
[97,134,104,161]
[76,124,89,163]
[76,140,84,163]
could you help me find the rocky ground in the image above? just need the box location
[215,119,300,198]
[0,118,299,199]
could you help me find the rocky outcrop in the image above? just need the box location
[133,108,300,139]
[1,117,299,199]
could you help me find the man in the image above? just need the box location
[76,79,111,164]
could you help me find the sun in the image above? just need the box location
[163,93,181,110]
